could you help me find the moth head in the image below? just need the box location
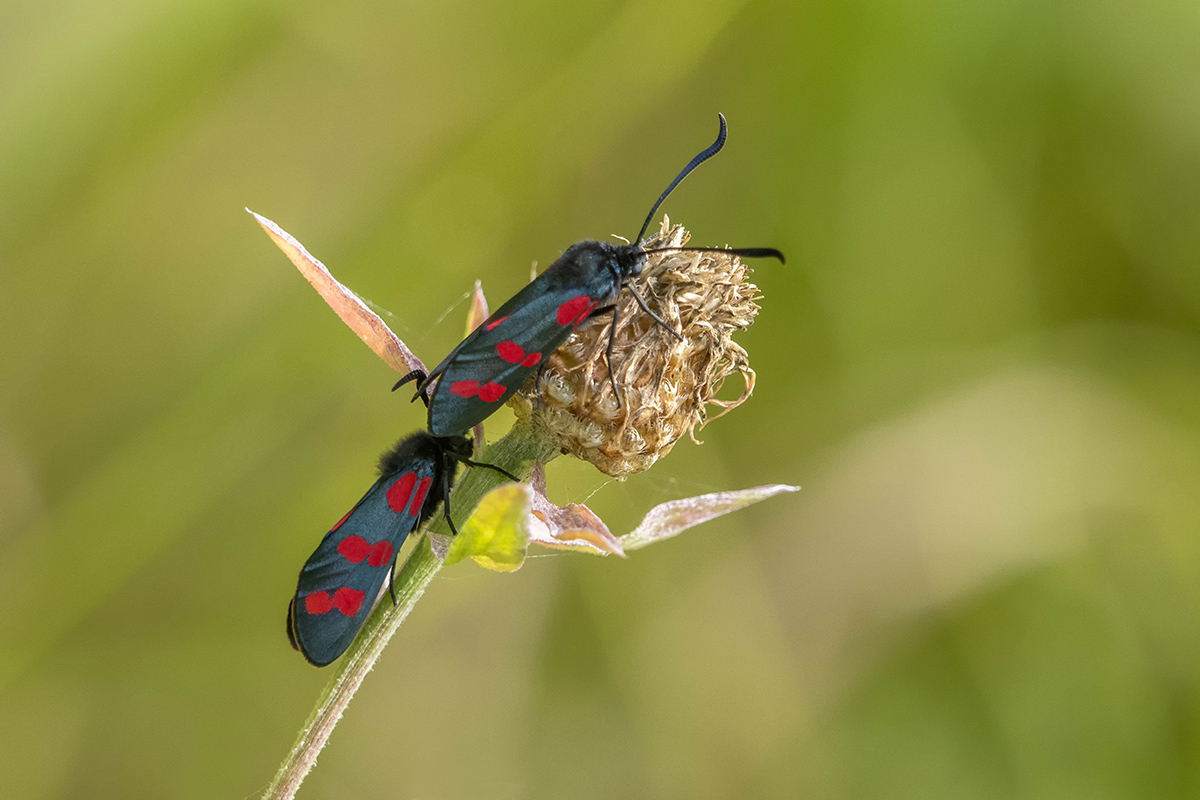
[616,242,648,281]
[439,435,474,462]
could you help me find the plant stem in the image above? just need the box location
[262,420,557,800]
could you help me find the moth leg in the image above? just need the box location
[445,447,519,482]
[604,305,623,409]
[388,562,398,605]
[453,454,519,483]
[442,465,460,537]
[584,304,623,409]
[627,285,683,341]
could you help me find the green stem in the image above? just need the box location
[262,420,557,800]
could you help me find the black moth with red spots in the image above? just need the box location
[287,431,498,666]
[397,114,784,437]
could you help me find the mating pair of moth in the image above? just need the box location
[281,115,785,666]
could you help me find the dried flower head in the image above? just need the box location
[510,218,760,477]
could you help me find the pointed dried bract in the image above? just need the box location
[510,219,760,477]
[248,210,426,376]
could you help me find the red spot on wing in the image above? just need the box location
[521,352,541,367]
[568,300,601,329]
[449,381,505,403]
[408,477,433,516]
[332,587,365,616]
[305,592,334,615]
[478,382,506,402]
[387,472,417,513]
[449,381,480,398]
[330,508,354,532]
[368,541,394,567]
[556,295,592,325]
[496,341,524,363]
[337,535,371,563]
[485,316,509,331]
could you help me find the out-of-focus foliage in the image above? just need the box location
[2,0,1199,797]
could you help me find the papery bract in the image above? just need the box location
[249,210,425,376]
[620,484,800,551]
[444,467,798,572]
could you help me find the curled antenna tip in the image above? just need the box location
[635,114,731,244]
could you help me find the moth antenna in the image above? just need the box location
[635,113,728,245]
[392,369,426,392]
[641,245,785,264]
[392,369,431,406]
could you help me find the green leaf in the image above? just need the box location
[444,484,531,572]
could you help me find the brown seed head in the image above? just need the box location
[510,219,760,477]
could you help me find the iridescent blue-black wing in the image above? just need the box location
[424,244,620,436]
[287,439,443,666]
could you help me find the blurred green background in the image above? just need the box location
[3,0,1200,797]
